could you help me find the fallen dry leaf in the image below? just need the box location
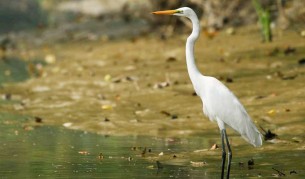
[78,151,90,155]
[190,161,207,167]
[210,144,219,150]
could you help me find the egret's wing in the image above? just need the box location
[199,76,262,147]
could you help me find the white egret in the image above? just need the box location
[152,7,262,179]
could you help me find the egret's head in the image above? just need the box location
[152,7,194,18]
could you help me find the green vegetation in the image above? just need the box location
[252,0,272,42]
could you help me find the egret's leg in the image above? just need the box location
[224,130,232,179]
[220,129,226,179]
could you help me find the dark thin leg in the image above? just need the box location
[221,129,226,179]
[224,130,232,179]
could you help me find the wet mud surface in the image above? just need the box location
[1,26,305,177]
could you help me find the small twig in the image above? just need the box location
[272,167,286,176]
[259,125,267,133]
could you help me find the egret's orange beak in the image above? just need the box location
[152,10,178,15]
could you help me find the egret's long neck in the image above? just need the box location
[186,15,201,83]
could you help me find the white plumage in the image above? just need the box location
[153,7,262,178]
[176,7,262,147]
[198,76,262,147]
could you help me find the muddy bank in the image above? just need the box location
[1,26,305,141]
[1,25,305,178]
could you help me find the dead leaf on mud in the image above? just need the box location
[267,138,288,144]
[267,109,276,116]
[45,54,56,64]
[193,149,208,153]
[78,151,90,155]
[101,104,114,110]
[166,57,177,62]
[23,125,34,131]
[210,144,219,150]
[112,76,137,83]
[301,30,305,37]
[135,109,150,116]
[153,81,170,89]
[160,110,171,116]
[190,161,207,167]
[160,110,178,119]
[1,93,11,100]
[146,165,155,169]
[292,137,303,143]
[104,74,112,82]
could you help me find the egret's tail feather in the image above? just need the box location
[241,125,263,147]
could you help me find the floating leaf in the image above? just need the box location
[78,151,90,155]
[146,165,154,169]
[190,161,207,167]
[63,122,73,127]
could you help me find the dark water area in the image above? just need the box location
[0,57,29,85]
[0,57,45,86]
[0,1,47,34]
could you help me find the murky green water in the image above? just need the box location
[0,114,211,178]
[1,113,304,178]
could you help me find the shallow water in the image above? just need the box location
[1,113,304,178]
[0,116,212,178]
